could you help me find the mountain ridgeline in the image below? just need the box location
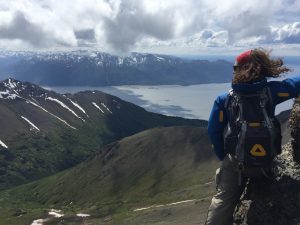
[0,78,206,189]
[1,126,219,225]
[0,51,232,86]
[0,78,295,225]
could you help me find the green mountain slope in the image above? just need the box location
[0,126,219,225]
[0,78,207,189]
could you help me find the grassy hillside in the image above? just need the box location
[0,126,219,225]
[0,79,207,189]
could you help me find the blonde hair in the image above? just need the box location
[232,48,291,84]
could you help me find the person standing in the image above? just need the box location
[205,48,300,225]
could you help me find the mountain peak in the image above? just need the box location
[0,78,24,100]
[0,78,42,101]
[2,78,23,89]
[0,79,207,189]
[0,51,232,86]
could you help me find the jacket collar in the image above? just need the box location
[231,78,267,93]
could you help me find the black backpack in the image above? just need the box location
[224,87,282,169]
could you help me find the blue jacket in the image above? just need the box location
[208,76,300,160]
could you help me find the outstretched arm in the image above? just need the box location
[207,93,228,161]
[269,76,300,105]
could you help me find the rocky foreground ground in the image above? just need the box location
[234,97,300,225]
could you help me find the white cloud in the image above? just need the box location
[0,0,299,54]
[272,22,300,43]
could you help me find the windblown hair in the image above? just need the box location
[232,48,292,84]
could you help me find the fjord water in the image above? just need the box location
[46,82,293,120]
[45,58,299,120]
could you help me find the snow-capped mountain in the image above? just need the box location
[0,51,232,86]
[0,50,182,66]
[0,78,206,189]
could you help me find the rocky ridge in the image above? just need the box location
[234,97,300,225]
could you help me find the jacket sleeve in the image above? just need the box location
[268,76,300,105]
[207,93,228,161]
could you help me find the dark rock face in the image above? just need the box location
[291,98,300,164]
[234,97,300,225]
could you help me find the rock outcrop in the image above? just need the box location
[234,97,300,225]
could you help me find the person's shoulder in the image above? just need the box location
[215,92,230,106]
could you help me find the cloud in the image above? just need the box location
[272,22,300,43]
[101,0,176,53]
[0,10,77,48]
[0,11,49,46]
[0,0,299,53]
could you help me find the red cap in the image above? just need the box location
[235,50,252,65]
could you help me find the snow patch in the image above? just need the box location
[96,61,103,66]
[77,213,90,217]
[46,97,85,122]
[30,96,40,105]
[31,218,49,225]
[49,209,64,218]
[31,209,63,225]
[101,103,112,114]
[37,93,46,98]
[166,199,195,206]
[21,116,40,131]
[133,204,164,212]
[204,181,213,185]
[0,140,8,149]
[0,90,18,100]
[117,57,124,65]
[25,99,76,130]
[67,98,88,116]
[133,199,197,212]
[155,56,165,61]
[92,102,104,113]
[9,78,17,88]
[90,52,97,57]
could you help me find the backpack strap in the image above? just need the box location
[225,90,247,153]
[266,86,273,106]
[260,87,276,158]
[235,94,247,159]
[224,89,233,109]
[230,91,247,178]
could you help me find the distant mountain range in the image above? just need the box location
[0,78,206,189]
[0,51,233,86]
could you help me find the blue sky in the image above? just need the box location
[0,0,300,56]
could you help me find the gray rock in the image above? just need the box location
[233,98,300,225]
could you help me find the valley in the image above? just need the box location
[0,77,293,225]
[0,126,219,225]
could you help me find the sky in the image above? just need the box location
[0,0,300,56]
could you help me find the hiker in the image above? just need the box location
[205,48,300,225]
